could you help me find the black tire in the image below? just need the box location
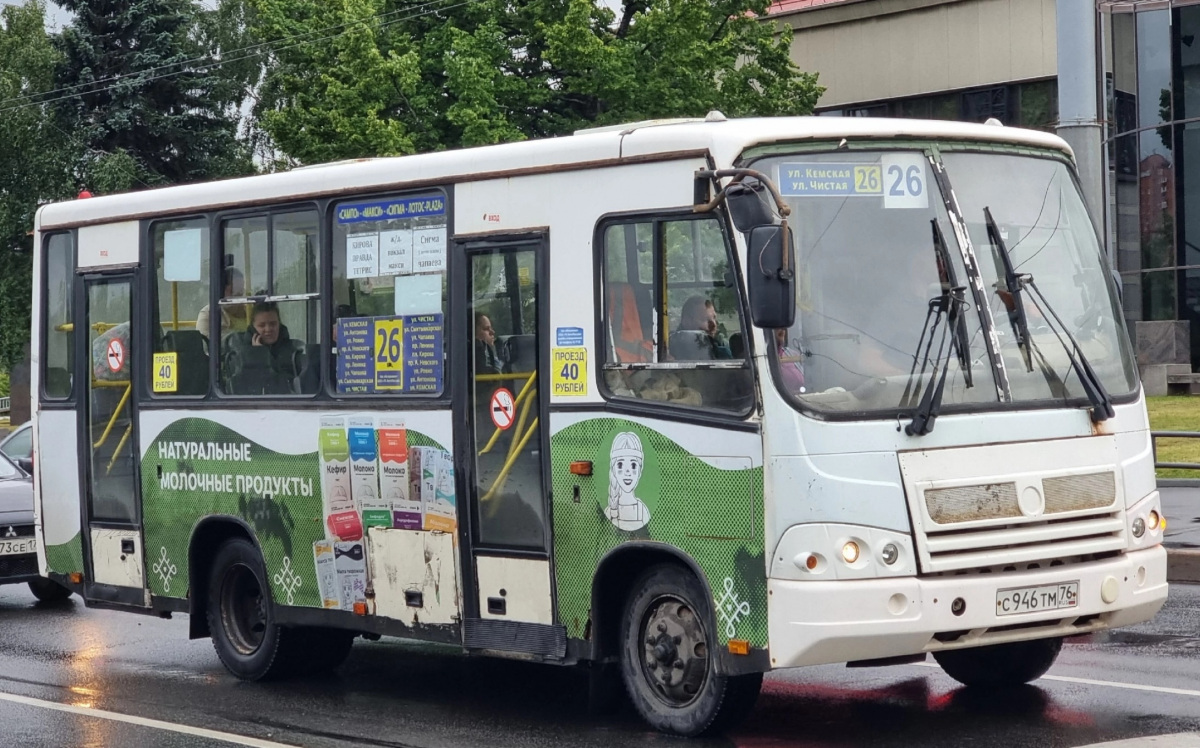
[207,537,302,681]
[933,637,1063,687]
[27,577,72,603]
[619,564,762,736]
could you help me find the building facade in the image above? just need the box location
[772,0,1200,379]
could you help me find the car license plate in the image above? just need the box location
[995,581,1079,616]
[0,538,34,556]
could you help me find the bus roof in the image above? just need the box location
[36,116,1073,230]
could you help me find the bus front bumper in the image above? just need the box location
[766,545,1167,669]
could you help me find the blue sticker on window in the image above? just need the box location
[336,195,446,224]
[336,314,444,394]
[779,163,882,197]
[556,327,584,346]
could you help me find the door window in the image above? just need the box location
[469,246,546,549]
[87,278,137,523]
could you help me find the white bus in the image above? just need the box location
[31,115,1166,736]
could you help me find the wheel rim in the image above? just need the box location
[638,593,710,708]
[219,562,267,655]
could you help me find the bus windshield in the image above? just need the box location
[760,147,1137,416]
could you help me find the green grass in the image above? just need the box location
[1146,396,1200,479]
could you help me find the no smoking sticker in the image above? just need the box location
[106,338,125,373]
[490,388,515,430]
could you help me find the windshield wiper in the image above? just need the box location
[900,220,972,436]
[983,206,1112,422]
[1023,279,1115,422]
[985,206,1034,373]
[903,286,968,436]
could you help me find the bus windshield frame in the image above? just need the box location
[751,144,1139,420]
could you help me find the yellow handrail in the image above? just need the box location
[92,382,131,449]
[481,417,539,503]
[479,371,537,456]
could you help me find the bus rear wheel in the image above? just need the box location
[207,537,299,681]
[619,564,761,736]
[932,637,1063,687]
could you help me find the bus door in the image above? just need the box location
[456,236,563,657]
[79,273,149,608]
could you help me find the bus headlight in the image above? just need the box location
[1132,517,1146,538]
[841,541,861,564]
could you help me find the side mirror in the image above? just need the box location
[726,181,775,232]
[15,457,33,475]
[746,225,796,329]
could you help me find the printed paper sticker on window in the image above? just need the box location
[163,228,202,281]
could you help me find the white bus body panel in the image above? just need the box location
[90,528,146,589]
[34,410,81,574]
[369,527,459,625]
[78,221,139,268]
[475,556,553,624]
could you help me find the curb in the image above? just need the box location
[1077,733,1200,748]
[1167,548,1200,584]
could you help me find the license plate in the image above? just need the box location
[995,581,1079,616]
[0,538,35,556]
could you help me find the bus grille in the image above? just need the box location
[915,472,1124,574]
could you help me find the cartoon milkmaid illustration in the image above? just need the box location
[606,432,651,531]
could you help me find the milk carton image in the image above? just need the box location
[334,541,368,611]
[378,418,419,529]
[348,416,387,528]
[319,416,362,541]
[313,540,340,609]
[425,449,456,532]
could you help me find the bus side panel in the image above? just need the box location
[138,409,456,616]
[36,410,84,576]
[549,414,767,650]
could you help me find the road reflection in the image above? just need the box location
[733,675,1094,747]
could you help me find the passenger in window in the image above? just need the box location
[197,268,248,340]
[225,302,300,395]
[474,313,505,374]
[669,296,731,361]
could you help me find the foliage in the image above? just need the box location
[0,1,75,369]
[54,0,254,191]
[1146,396,1200,479]
[248,0,823,164]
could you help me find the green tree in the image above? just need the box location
[248,0,823,164]
[0,1,77,368]
[55,0,254,192]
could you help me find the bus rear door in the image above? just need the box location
[79,272,149,608]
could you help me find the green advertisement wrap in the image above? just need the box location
[45,534,84,575]
[141,417,444,607]
[550,418,767,649]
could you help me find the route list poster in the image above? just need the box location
[336,314,444,394]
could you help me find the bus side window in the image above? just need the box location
[217,211,320,397]
[43,232,74,399]
[600,216,753,414]
[151,220,211,397]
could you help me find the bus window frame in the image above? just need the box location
[593,207,758,425]
[146,214,212,401]
[325,187,452,402]
[214,204,322,400]
[40,230,77,404]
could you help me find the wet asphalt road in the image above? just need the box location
[1,583,1200,748]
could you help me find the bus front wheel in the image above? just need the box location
[207,537,299,681]
[933,637,1063,687]
[619,564,762,736]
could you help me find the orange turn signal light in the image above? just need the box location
[728,639,750,656]
[69,572,83,584]
[352,601,368,616]
[569,461,593,476]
